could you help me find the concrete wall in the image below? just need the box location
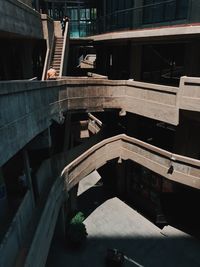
[179,76,200,112]
[0,191,33,267]
[1,75,200,168]
[62,134,200,191]
[0,78,179,167]
[0,0,43,39]
[24,176,65,267]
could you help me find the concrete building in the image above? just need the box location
[0,0,200,266]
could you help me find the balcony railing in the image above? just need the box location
[69,0,198,37]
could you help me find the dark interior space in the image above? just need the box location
[142,42,185,86]
[0,38,46,80]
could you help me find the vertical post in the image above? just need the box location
[63,113,71,151]
[69,184,78,213]
[116,160,126,196]
[0,168,8,220]
[55,204,66,240]
[103,0,106,32]
[23,149,35,207]
[35,0,40,11]
[78,3,81,37]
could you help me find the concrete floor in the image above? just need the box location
[46,171,200,267]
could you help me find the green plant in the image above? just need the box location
[67,212,88,246]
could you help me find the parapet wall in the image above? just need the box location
[0,76,200,167]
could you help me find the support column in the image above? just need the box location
[184,41,200,77]
[133,0,143,28]
[129,42,142,80]
[21,42,33,79]
[0,168,8,220]
[63,113,71,151]
[103,0,106,32]
[55,204,66,240]
[173,114,200,159]
[69,184,78,213]
[115,160,126,196]
[23,149,35,207]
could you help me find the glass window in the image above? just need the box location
[70,9,78,20]
[176,0,189,20]
[91,8,97,19]
[143,0,188,24]
[80,9,86,20]
[86,9,90,20]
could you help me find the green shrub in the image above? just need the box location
[67,212,88,246]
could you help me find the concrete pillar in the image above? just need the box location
[173,114,200,159]
[35,0,40,11]
[19,42,34,79]
[115,160,126,196]
[103,0,106,32]
[129,43,142,81]
[96,45,110,76]
[55,204,66,240]
[184,41,200,77]
[133,0,143,28]
[23,149,35,207]
[0,168,8,220]
[63,113,71,151]
[69,184,78,213]
[188,0,200,22]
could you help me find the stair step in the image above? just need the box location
[52,61,60,64]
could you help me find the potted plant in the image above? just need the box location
[67,212,88,248]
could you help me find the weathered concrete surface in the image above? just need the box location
[0,78,178,167]
[0,0,43,39]
[179,76,200,112]
[46,197,200,267]
[0,192,33,267]
[61,134,200,190]
[77,171,101,196]
[1,76,200,167]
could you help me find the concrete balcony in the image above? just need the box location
[0,76,200,167]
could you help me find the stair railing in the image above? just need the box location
[59,21,69,77]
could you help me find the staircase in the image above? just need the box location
[51,37,64,76]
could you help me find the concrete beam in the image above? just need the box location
[88,24,200,43]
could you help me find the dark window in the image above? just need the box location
[143,0,189,24]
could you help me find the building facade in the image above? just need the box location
[1,0,200,266]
